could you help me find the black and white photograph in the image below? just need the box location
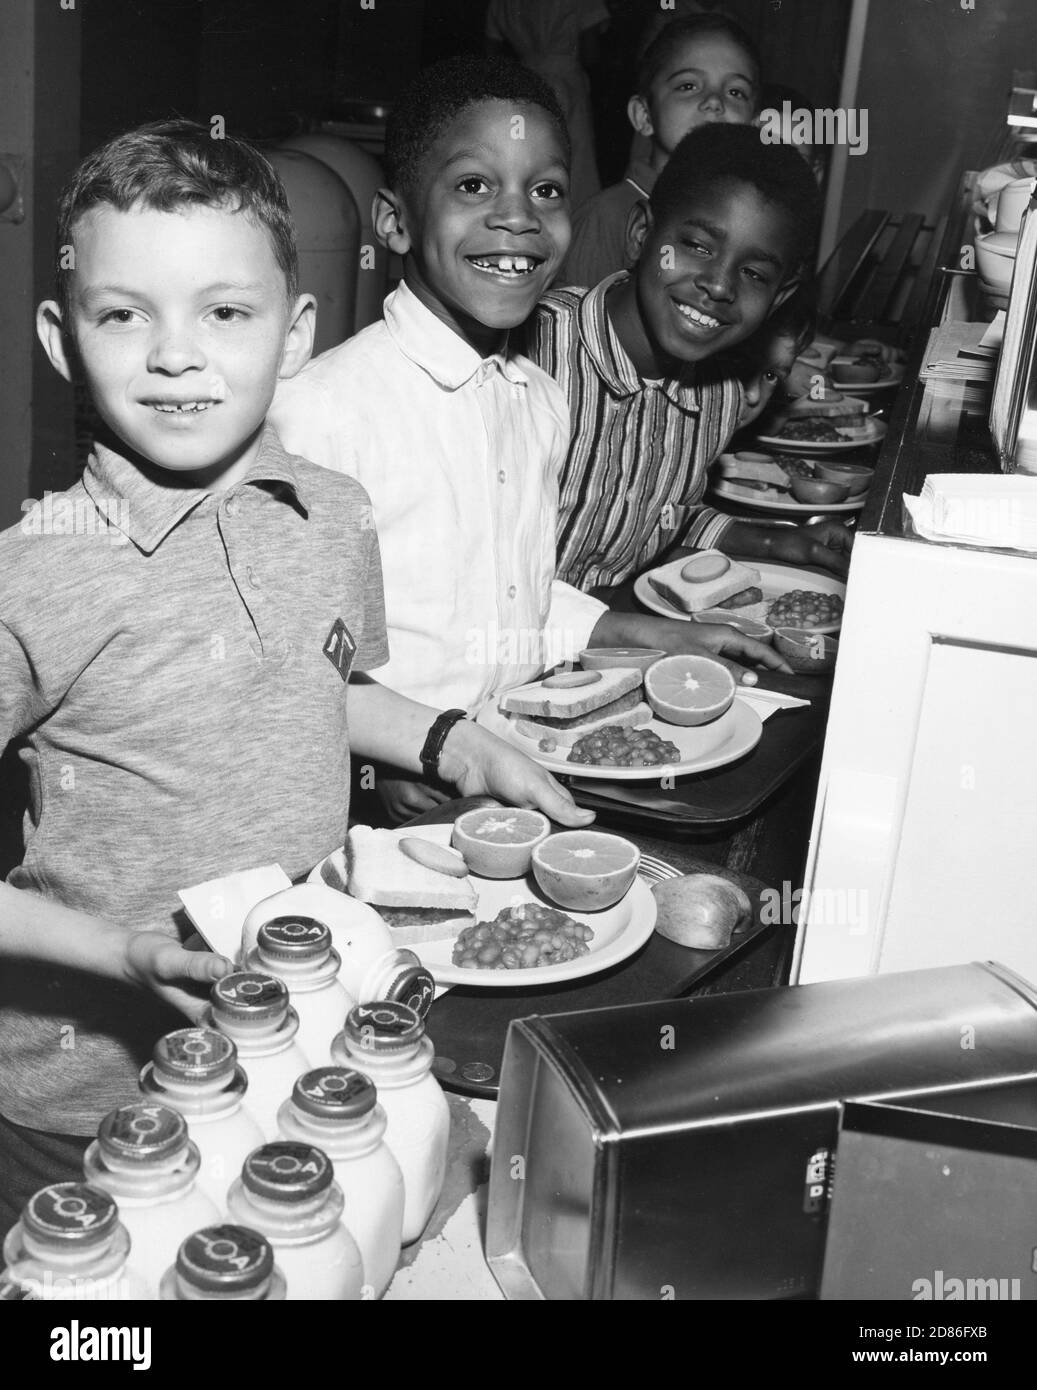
[0,0,1035,1338]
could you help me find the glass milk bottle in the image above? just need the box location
[331,1001,450,1245]
[206,971,312,1137]
[1,1183,149,1301]
[277,1066,404,1299]
[241,883,436,1022]
[83,1102,220,1299]
[160,1224,286,1301]
[244,917,354,1068]
[226,1142,363,1300]
[139,1027,265,1210]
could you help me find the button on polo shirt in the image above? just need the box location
[0,425,388,1134]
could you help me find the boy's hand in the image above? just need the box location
[118,929,233,1024]
[437,723,595,827]
[378,777,452,825]
[765,520,854,577]
[589,610,791,684]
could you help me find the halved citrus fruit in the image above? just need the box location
[531,830,640,911]
[643,654,736,726]
[451,808,550,879]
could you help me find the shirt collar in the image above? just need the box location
[623,158,658,201]
[81,423,310,555]
[383,279,529,389]
[576,271,702,411]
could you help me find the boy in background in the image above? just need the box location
[527,125,852,596]
[271,58,784,821]
[0,120,590,1242]
[558,13,761,290]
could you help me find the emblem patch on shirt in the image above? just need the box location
[323,618,357,681]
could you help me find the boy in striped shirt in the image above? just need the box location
[527,124,853,598]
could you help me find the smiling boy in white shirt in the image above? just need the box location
[271,56,781,819]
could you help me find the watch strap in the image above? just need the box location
[420,708,468,781]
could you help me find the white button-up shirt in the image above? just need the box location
[270,282,605,713]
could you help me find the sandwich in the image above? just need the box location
[646,551,762,614]
[500,667,651,746]
[770,389,870,442]
[714,452,792,488]
[346,825,477,945]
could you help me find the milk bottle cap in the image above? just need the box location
[152,1027,237,1084]
[256,917,331,963]
[211,971,290,1025]
[241,1142,334,1204]
[381,961,436,1020]
[344,1000,423,1053]
[23,1183,118,1248]
[176,1225,275,1295]
[97,1102,188,1163]
[292,1067,376,1121]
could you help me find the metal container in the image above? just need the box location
[486,962,1037,1300]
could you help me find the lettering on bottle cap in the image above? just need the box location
[256,917,332,962]
[344,1000,423,1052]
[382,964,435,1020]
[212,971,289,1022]
[152,1027,237,1083]
[292,1067,376,1121]
[242,1142,334,1203]
[98,1102,187,1162]
[24,1183,117,1246]
[177,1224,274,1294]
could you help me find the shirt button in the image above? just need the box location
[224,496,239,518]
[507,584,517,599]
[498,469,507,484]
[247,566,260,589]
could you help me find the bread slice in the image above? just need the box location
[500,667,641,718]
[346,825,477,910]
[372,904,474,946]
[514,700,653,747]
[715,453,791,487]
[646,553,761,614]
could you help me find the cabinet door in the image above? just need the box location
[793,534,1037,984]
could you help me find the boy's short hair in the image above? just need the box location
[56,119,298,320]
[385,56,570,197]
[758,282,817,354]
[649,124,822,272]
[636,14,762,97]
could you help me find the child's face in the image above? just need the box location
[737,331,801,429]
[39,202,312,487]
[627,180,799,374]
[635,35,757,159]
[385,100,570,351]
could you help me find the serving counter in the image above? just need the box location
[792,141,1037,986]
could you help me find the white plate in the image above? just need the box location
[476,695,762,780]
[710,479,866,515]
[309,845,658,989]
[756,420,887,452]
[634,560,846,633]
[828,359,906,394]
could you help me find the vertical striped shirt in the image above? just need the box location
[527,272,743,591]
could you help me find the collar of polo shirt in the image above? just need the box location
[81,423,312,555]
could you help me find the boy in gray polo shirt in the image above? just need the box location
[0,120,593,1244]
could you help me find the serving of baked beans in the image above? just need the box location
[452,903,594,970]
[567,724,681,767]
[766,590,844,628]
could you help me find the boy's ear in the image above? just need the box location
[36,301,75,383]
[373,187,411,256]
[278,292,317,380]
[627,94,654,140]
[623,201,653,269]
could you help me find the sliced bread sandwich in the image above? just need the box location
[500,667,652,746]
[346,825,477,945]
[646,551,761,614]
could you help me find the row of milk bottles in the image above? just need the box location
[2,991,450,1299]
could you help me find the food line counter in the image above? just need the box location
[792,138,1037,987]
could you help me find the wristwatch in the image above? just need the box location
[419,708,468,782]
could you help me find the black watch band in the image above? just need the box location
[420,708,468,781]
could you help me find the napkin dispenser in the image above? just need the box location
[485,962,1037,1300]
